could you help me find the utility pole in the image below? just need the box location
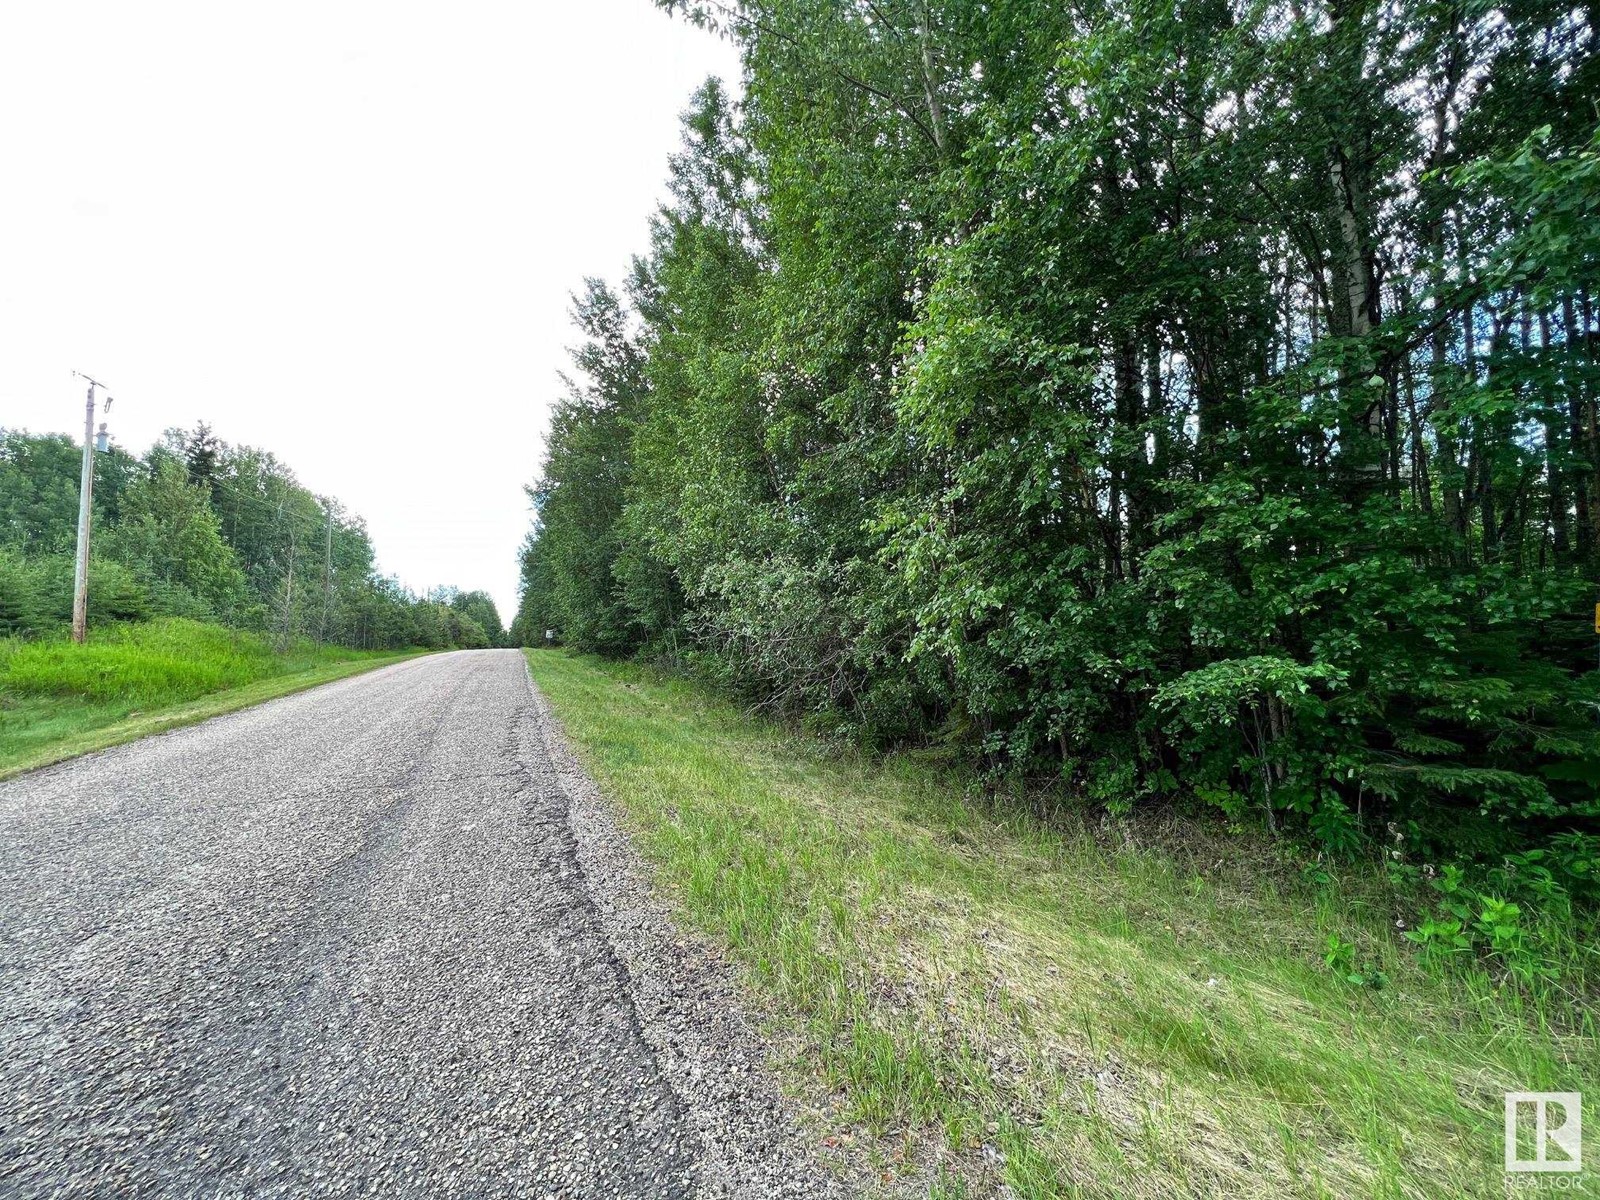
[69,372,112,644]
[278,525,296,651]
[319,500,334,645]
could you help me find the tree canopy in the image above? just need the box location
[516,0,1599,877]
[1,424,504,651]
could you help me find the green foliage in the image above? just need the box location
[1402,916,1473,958]
[532,649,1596,1197]
[518,280,652,654]
[517,0,1600,936]
[104,459,246,616]
[82,558,154,623]
[0,429,138,555]
[445,589,506,647]
[0,423,497,652]
[0,618,285,706]
[1393,858,1593,990]
[1322,934,1389,990]
[0,550,48,635]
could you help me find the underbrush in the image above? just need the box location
[528,649,1598,1199]
[1009,778,1599,1017]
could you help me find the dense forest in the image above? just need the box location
[514,0,1599,887]
[1,424,505,650]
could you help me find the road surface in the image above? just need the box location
[0,650,792,1199]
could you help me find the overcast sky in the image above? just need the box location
[0,1,740,624]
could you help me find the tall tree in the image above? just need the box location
[519,0,1600,862]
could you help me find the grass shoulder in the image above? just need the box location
[0,618,424,779]
[525,648,1597,1200]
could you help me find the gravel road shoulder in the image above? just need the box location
[522,662,868,1200]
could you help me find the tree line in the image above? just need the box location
[514,0,1598,884]
[2,424,505,651]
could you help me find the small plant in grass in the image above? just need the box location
[1393,860,1589,995]
[1298,859,1335,888]
[1472,896,1544,980]
[1402,916,1472,959]
[1322,934,1389,990]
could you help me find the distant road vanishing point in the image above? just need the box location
[0,651,816,1199]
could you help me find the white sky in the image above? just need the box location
[0,1,741,625]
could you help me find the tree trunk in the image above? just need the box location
[1565,298,1594,563]
[918,1,947,160]
[1534,311,1570,560]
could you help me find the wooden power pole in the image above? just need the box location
[69,373,111,644]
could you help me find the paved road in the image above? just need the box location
[0,650,701,1199]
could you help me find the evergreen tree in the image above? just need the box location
[184,422,221,499]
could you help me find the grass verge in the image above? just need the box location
[526,649,1597,1200]
[0,618,422,779]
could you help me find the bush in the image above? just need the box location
[0,551,49,636]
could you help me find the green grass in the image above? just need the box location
[526,649,1598,1199]
[0,618,421,778]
